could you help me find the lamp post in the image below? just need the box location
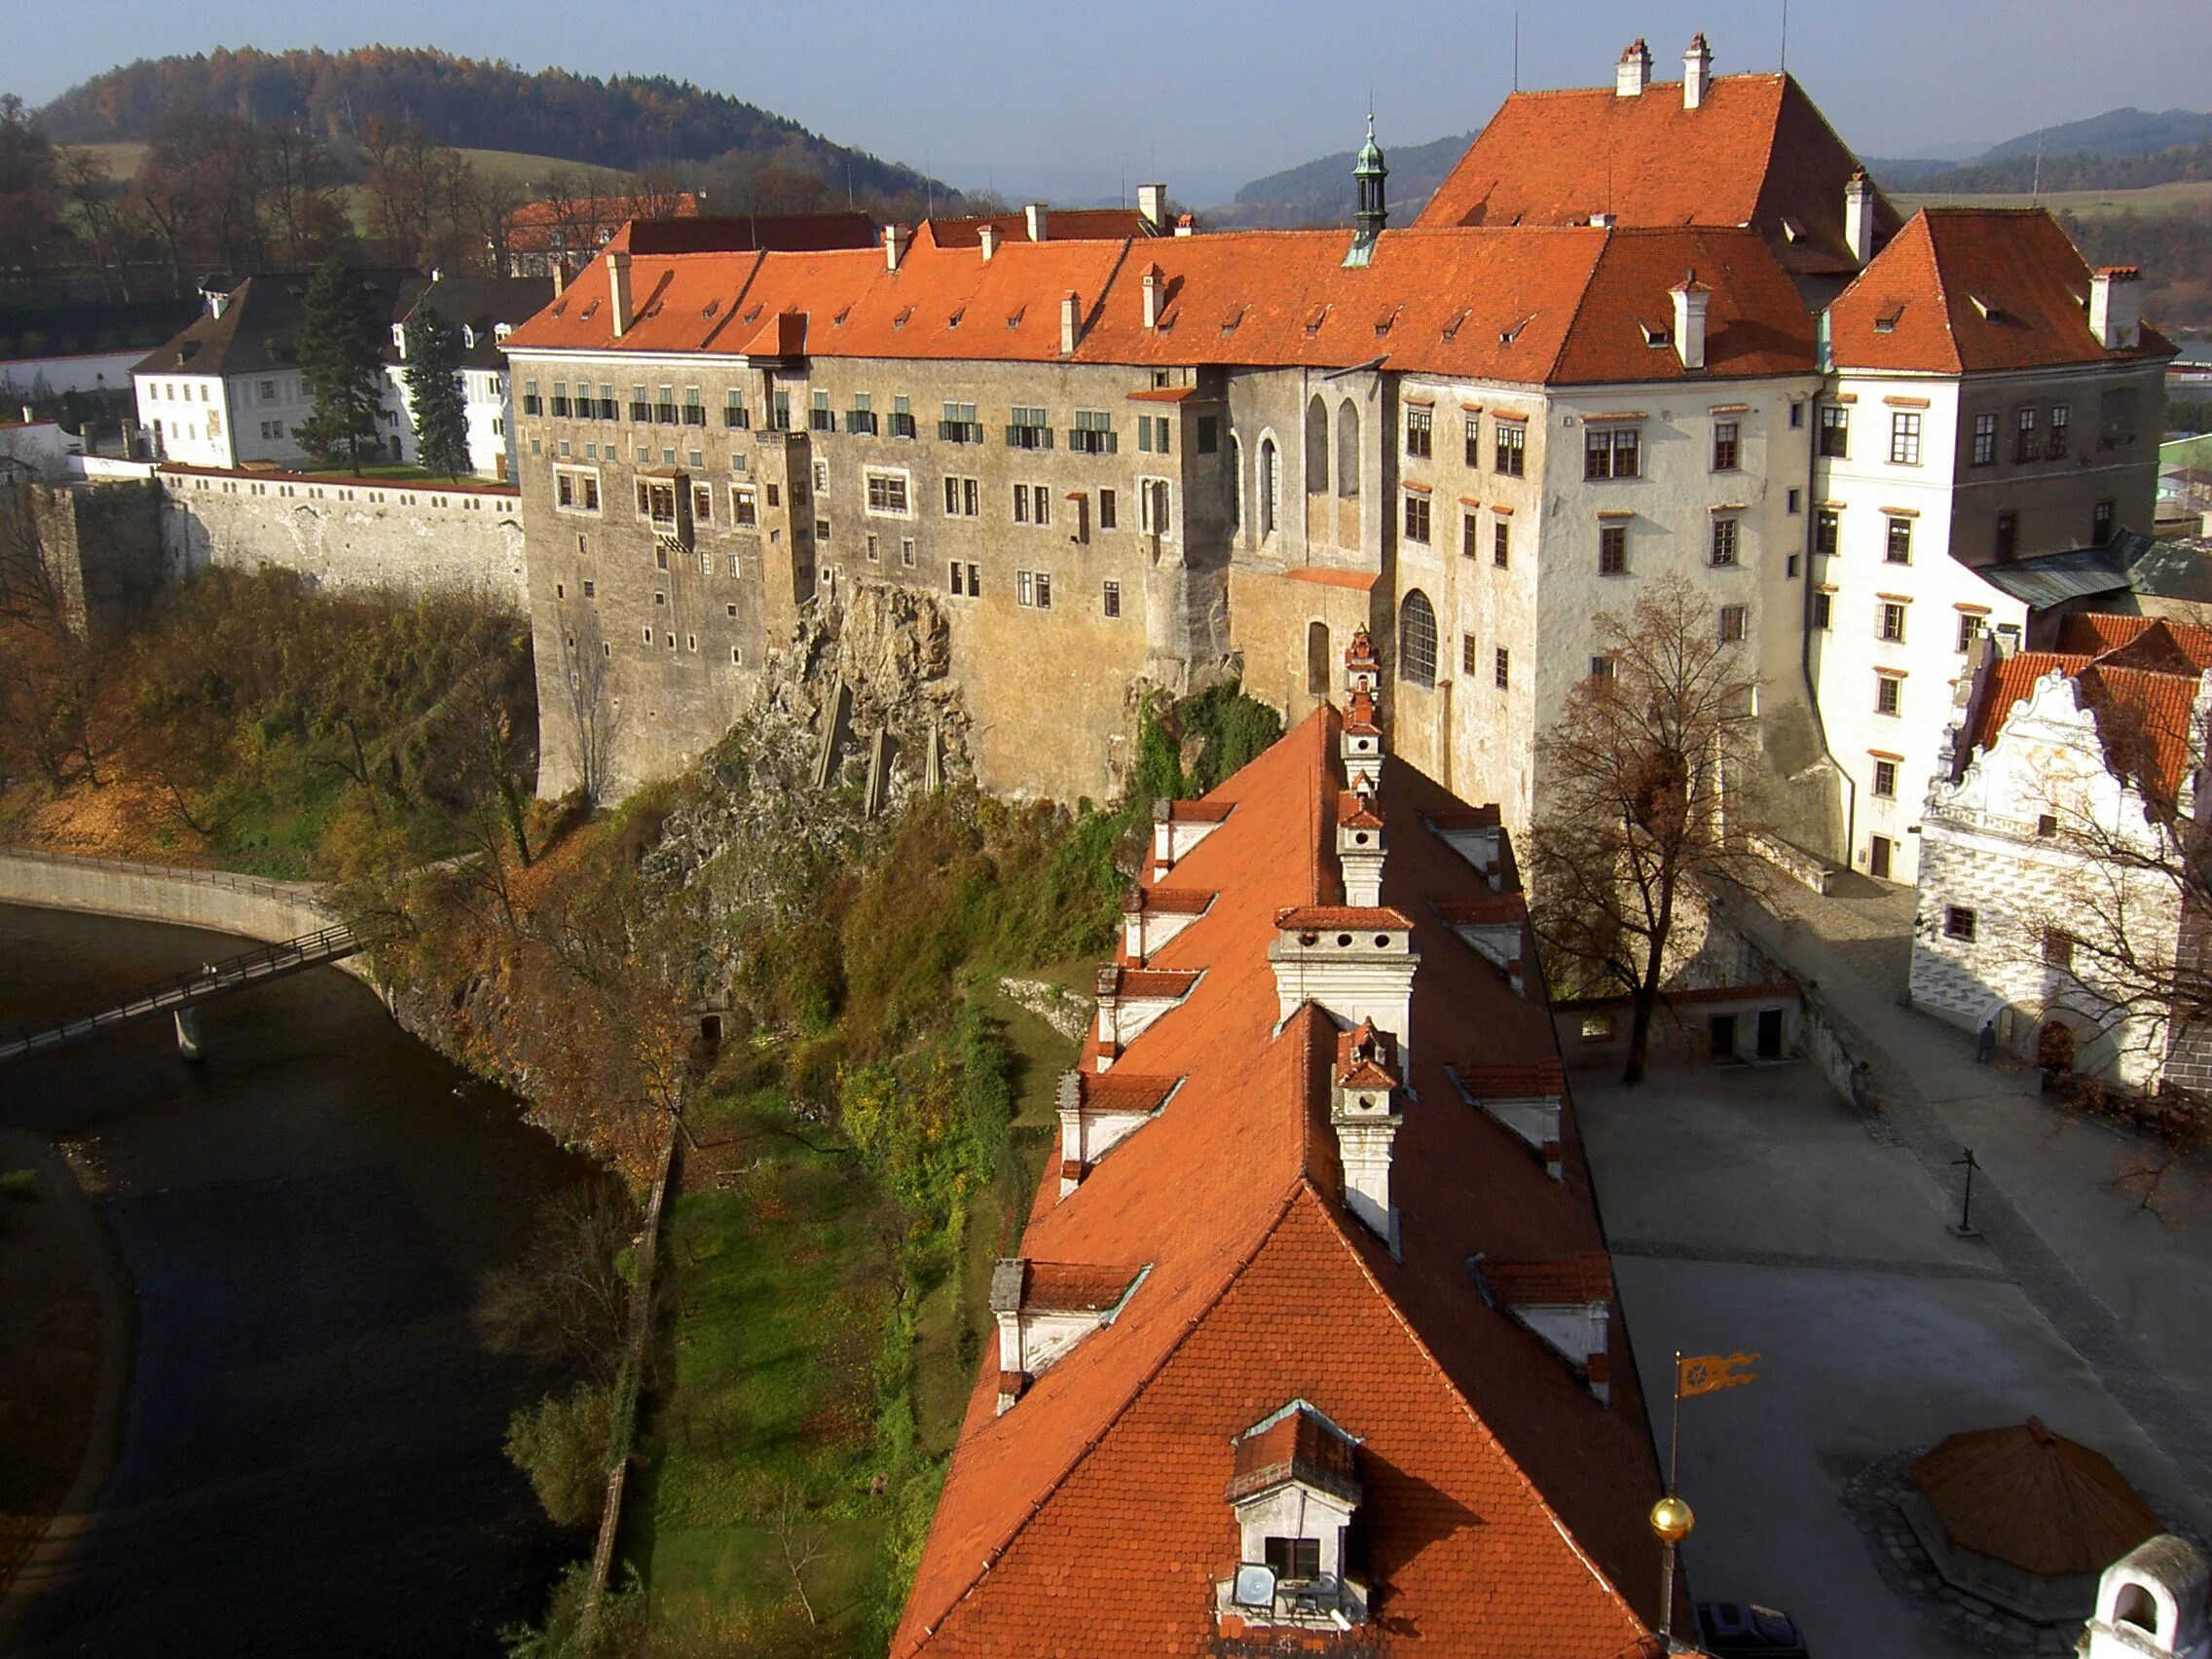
[1950,1146,1981,1239]
[1650,1492,1695,1650]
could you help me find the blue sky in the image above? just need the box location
[11,0,2209,203]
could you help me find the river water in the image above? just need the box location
[0,903,592,1656]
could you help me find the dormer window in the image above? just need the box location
[1217,1402,1370,1633]
[989,1259,1145,1413]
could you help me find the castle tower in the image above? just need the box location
[1346,116,1388,269]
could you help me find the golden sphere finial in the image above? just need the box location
[1649,1493,1695,1543]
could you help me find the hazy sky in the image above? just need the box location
[10,0,2209,202]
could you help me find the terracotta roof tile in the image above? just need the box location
[1827,208,2177,374]
[1274,904,1418,930]
[1455,1061,1567,1098]
[1020,1262,1145,1312]
[1436,894,1530,926]
[1226,1403,1363,1505]
[1480,1252,1615,1307]
[1074,1073,1181,1114]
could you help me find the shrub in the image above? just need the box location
[504,1382,616,1528]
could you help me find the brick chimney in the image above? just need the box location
[1025,202,1050,242]
[883,223,909,271]
[1616,38,1652,96]
[607,249,633,338]
[1060,289,1081,355]
[1844,170,1877,266]
[2089,267,2143,350]
[1671,271,1711,371]
[1137,183,1166,233]
[978,221,999,261]
[1141,264,1163,330]
[1683,32,1714,110]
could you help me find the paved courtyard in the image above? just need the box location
[1578,1043,2212,1656]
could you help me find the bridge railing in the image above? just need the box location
[0,843,332,911]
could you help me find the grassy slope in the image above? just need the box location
[1898,178,2212,220]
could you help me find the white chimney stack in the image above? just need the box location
[1141,265,1162,330]
[2089,267,2143,350]
[978,221,999,261]
[1683,32,1714,110]
[1137,183,1166,233]
[1844,170,1877,267]
[1331,1022,1405,1255]
[883,223,909,271]
[1671,271,1711,371]
[1025,202,1050,242]
[1616,38,1652,97]
[1060,289,1081,355]
[607,249,632,338]
[1174,213,1196,238]
[551,258,567,298]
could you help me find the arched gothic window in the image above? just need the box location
[1399,589,1438,688]
[1305,396,1329,497]
[1307,621,1332,695]
[1337,399,1361,498]
[1260,439,1279,536]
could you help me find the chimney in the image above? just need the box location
[1616,38,1652,96]
[883,223,909,271]
[1137,183,1167,233]
[2089,267,2143,350]
[1060,289,1081,355]
[1671,271,1711,371]
[607,249,633,339]
[551,258,567,298]
[1025,202,1050,242]
[1844,170,1877,266]
[1270,908,1419,1077]
[1141,264,1163,330]
[1341,626,1384,792]
[1174,213,1197,238]
[1339,793,1385,907]
[978,221,999,261]
[1331,1022,1405,1254]
[1683,32,1714,110]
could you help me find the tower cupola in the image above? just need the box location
[1346,115,1388,268]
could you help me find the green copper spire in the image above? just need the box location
[1346,113,1388,268]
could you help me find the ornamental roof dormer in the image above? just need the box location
[1120,882,1216,964]
[989,1258,1148,1414]
[1217,1402,1373,1637]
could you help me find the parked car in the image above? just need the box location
[1695,1602,1809,1657]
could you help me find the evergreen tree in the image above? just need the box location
[293,259,386,474]
[402,305,471,478]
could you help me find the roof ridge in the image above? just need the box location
[1543,232,1616,383]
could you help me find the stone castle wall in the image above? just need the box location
[158,466,527,606]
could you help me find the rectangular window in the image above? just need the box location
[1957,611,1985,653]
[630,385,649,423]
[1034,487,1051,528]
[1036,571,1052,608]
[1462,512,1479,558]
[683,387,705,426]
[1972,412,1997,466]
[845,393,879,435]
[523,380,542,415]
[1494,421,1527,476]
[1463,633,1481,675]
[1265,1537,1322,1584]
[1890,411,1922,466]
[1017,570,1034,607]
[1875,673,1902,716]
[553,466,601,513]
[1493,520,1510,568]
[1713,421,1740,471]
[944,476,979,517]
[2038,813,2059,838]
[1013,484,1029,524]
[1098,488,1118,531]
[656,385,678,424]
[1711,518,1740,567]
[2013,406,2039,463]
[940,401,981,442]
[949,561,965,596]
[1813,591,1832,630]
[724,389,748,428]
[890,396,917,440]
[2048,403,2070,460]
[1944,905,1977,942]
[1494,647,1511,689]
[1599,524,1628,574]
[809,389,834,431]
[1819,405,1850,459]
[1995,510,2018,560]
[967,562,979,596]
[2044,928,2075,970]
[1102,579,1121,618]
[1007,405,1052,449]
[731,487,757,527]
[1815,507,1840,555]
[2093,498,2116,544]
[771,390,792,430]
[1879,602,1906,643]
[1590,654,1616,681]
[1134,415,1172,454]
[815,517,830,541]
[1872,758,1899,798]
[1790,401,1805,429]
[1718,605,1748,644]
[866,471,910,515]
[1403,495,1431,543]
[1464,414,1483,466]
[1585,425,1641,479]
[1885,517,1913,564]
[550,381,571,418]
[1069,409,1117,454]
[1405,407,1433,458]
[692,483,713,524]
[1197,415,1219,455]
[1788,487,1802,515]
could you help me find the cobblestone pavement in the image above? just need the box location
[1734,881,2212,1498]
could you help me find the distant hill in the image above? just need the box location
[36,45,948,202]
[1981,107,2212,164]
[1227,130,1474,227]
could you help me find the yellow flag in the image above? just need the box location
[1677,1351,1759,1399]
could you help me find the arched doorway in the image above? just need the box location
[2037,1019,2077,1076]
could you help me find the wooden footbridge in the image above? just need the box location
[0,923,364,1065]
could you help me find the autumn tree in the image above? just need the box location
[294,259,387,472]
[1527,575,1771,1084]
[0,94,74,293]
[402,305,471,478]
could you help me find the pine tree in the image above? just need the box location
[293,259,386,474]
[403,305,471,478]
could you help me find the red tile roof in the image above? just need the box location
[1481,1252,1616,1307]
[1273,904,1419,930]
[1436,893,1530,926]
[894,708,1667,1656]
[1456,1061,1567,1098]
[1415,73,1899,278]
[1226,1404,1363,1505]
[1020,1262,1145,1312]
[1110,968,1202,999]
[1074,1073,1181,1114]
[1827,209,2178,374]
[501,219,1816,385]
[502,192,701,256]
[918,208,1152,249]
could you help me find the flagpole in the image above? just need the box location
[1669,1348,1682,1493]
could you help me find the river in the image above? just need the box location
[0,903,592,1656]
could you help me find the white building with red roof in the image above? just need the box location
[1913,615,2212,1085]
[892,632,1676,1656]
